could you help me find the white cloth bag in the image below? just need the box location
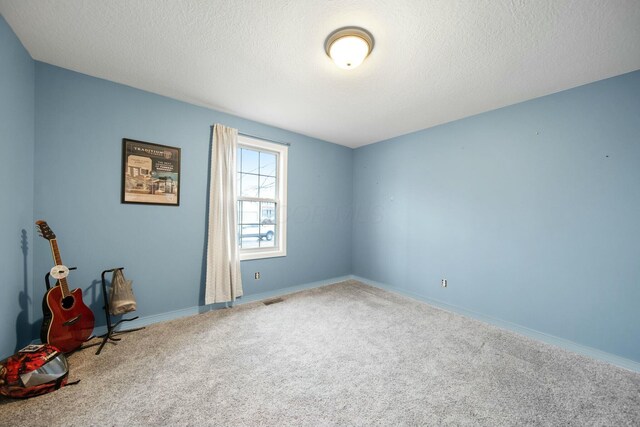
[109,269,137,315]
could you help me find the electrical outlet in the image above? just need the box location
[254,272,260,280]
[441,279,447,288]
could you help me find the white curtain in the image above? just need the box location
[205,124,243,304]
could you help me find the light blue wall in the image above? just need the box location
[33,63,352,336]
[3,17,638,367]
[0,16,35,358]
[353,70,640,363]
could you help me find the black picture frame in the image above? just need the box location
[121,138,181,206]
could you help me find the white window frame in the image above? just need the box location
[237,135,288,261]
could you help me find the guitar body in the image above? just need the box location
[40,285,95,353]
[36,220,95,353]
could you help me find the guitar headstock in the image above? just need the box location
[35,220,56,240]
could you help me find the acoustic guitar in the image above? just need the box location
[36,220,95,353]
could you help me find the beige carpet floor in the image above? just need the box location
[1,280,639,426]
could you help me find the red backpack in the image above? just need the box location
[0,344,70,399]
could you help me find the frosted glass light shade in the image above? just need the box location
[325,27,374,70]
[329,36,369,69]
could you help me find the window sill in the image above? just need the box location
[239,249,286,261]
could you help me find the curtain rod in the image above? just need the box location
[210,125,291,146]
[238,131,291,147]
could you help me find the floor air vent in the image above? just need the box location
[263,298,284,306]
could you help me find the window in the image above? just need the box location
[236,135,287,260]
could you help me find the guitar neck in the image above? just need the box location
[49,239,71,297]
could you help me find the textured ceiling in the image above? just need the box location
[1,0,639,148]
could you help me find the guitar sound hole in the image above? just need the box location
[61,295,75,309]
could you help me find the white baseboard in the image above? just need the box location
[350,275,640,373]
[91,275,352,337]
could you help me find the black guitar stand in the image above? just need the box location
[44,267,99,354]
[95,267,144,355]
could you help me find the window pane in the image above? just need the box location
[259,225,276,248]
[240,173,259,198]
[240,227,260,249]
[259,176,276,199]
[241,201,259,224]
[241,148,259,174]
[260,152,277,177]
[239,223,260,249]
[238,224,268,249]
[260,202,276,224]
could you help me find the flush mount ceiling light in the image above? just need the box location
[325,27,374,70]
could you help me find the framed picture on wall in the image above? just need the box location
[121,138,181,206]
